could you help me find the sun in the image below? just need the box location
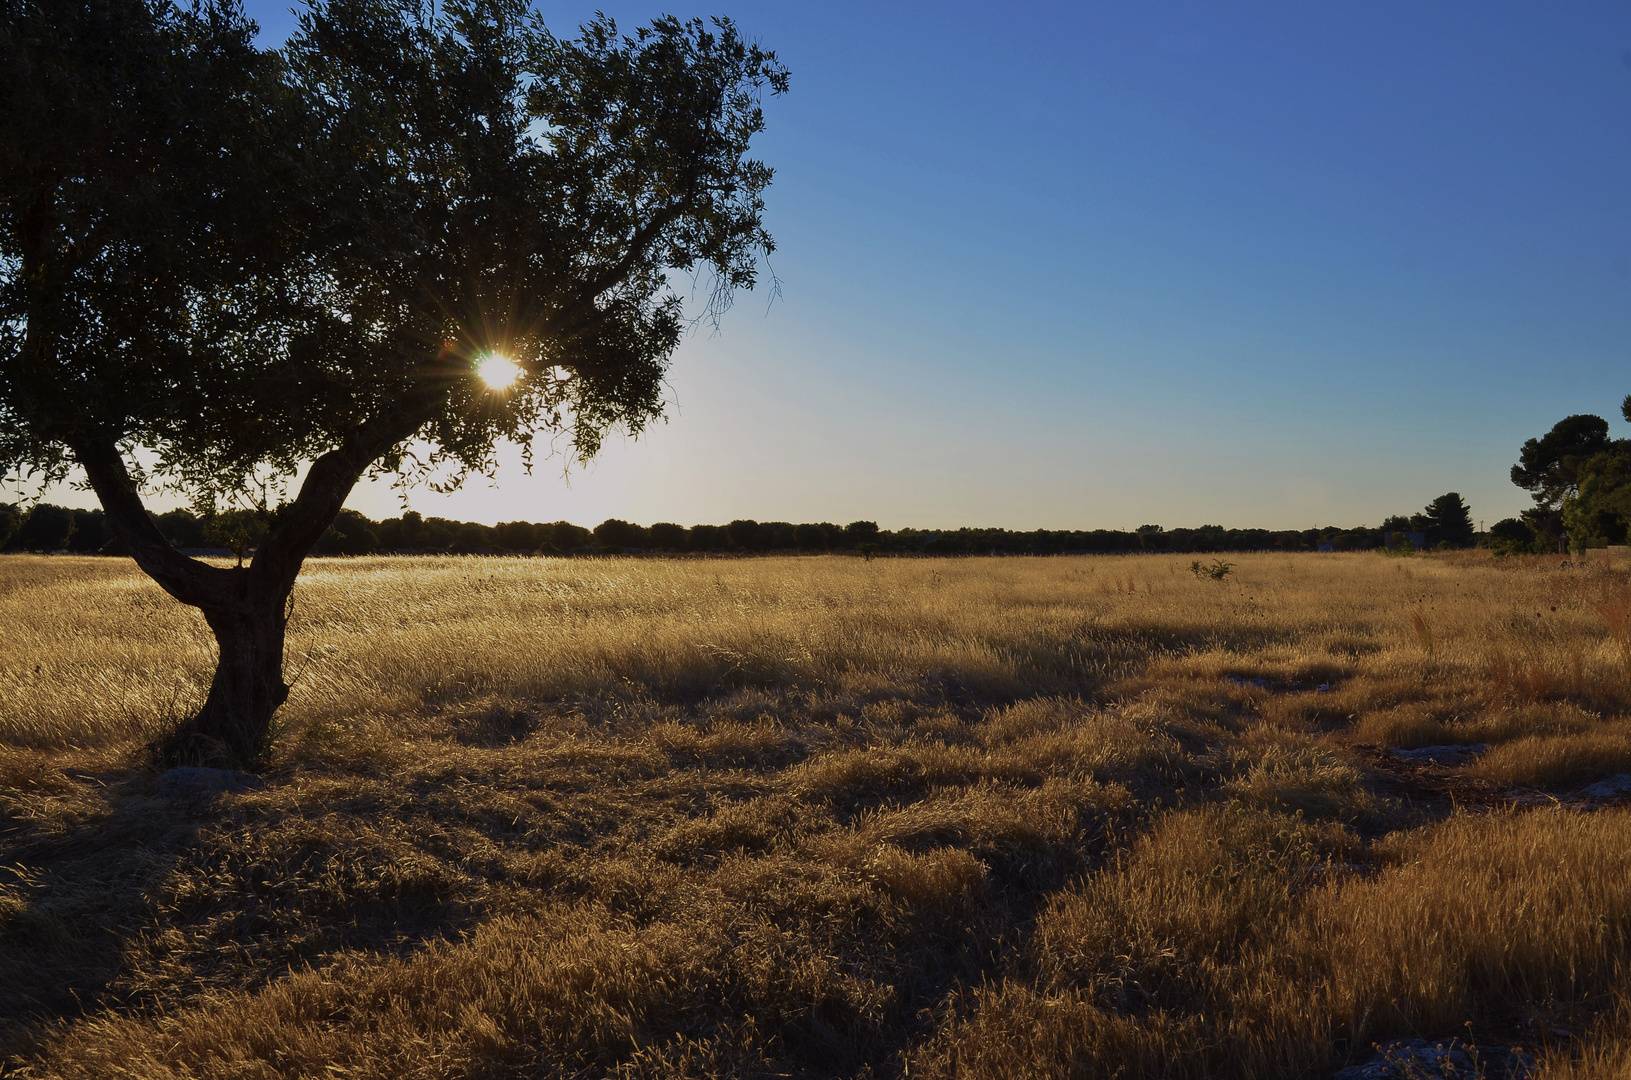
[475,354,521,389]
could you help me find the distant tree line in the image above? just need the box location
[1377,492,1477,553]
[0,498,1488,557]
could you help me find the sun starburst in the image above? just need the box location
[475,354,521,389]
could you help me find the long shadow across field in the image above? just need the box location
[0,769,484,1062]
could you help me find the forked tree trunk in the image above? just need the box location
[172,600,293,766]
[70,407,442,768]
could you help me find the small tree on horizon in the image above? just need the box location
[0,0,788,766]
[1420,492,1475,548]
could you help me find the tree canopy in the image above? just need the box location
[1508,405,1631,553]
[0,0,788,764]
[0,0,282,488]
[1419,492,1475,548]
[1511,414,1612,511]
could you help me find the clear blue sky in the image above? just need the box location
[217,4,1631,528]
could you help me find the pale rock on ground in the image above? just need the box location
[1385,745,1489,766]
[1580,773,1631,799]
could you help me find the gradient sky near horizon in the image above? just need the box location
[68,2,1631,530]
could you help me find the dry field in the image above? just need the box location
[5,551,1631,1078]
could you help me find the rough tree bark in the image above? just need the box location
[187,598,290,763]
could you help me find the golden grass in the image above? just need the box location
[3,550,1631,1076]
[1468,728,1631,787]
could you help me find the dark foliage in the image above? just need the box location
[1489,518,1533,545]
[1511,404,1631,553]
[844,520,880,545]
[448,523,495,554]
[548,521,592,552]
[1511,414,1615,546]
[0,0,789,764]
[1511,414,1612,509]
[793,522,841,550]
[8,503,1508,557]
[725,519,763,551]
[1419,492,1475,548]
[592,518,645,551]
[687,523,727,551]
[314,509,381,555]
[1487,517,1536,556]
[647,522,688,550]
[491,521,537,552]
[12,503,74,551]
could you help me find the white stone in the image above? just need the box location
[1581,774,1631,799]
[1385,744,1488,766]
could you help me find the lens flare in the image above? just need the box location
[476,354,521,389]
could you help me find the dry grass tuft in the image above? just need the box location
[5,551,1631,1076]
[1468,728,1631,787]
[914,808,1631,1078]
[1352,704,1452,748]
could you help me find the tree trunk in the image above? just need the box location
[167,600,292,766]
[70,396,449,768]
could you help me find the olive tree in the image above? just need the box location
[0,0,787,765]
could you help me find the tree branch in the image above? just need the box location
[70,436,238,608]
[552,200,688,337]
[247,375,455,602]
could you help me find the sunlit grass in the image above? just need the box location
[4,550,1631,1076]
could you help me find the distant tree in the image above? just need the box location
[1489,518,1533,544]
[448,523,494,554]
[0,0,787,764]
[314,509,380,556]
[1420,492,1475,548]
[793,522,833,550]
[688,523,726,551]
[1488,517,1536,556]
[0,503,18,549]
[647,522,688,550]
[843,521,879,548]
[493,521,541,552]
[1512,414,1612,506]
[726,519,763,550]
[548,521,592,552]
[1511,414,1615,548]
[1561,445,1631,551]
[593,519,645,551]
[1545,392,1631,551]
[375,511,428,551]
[152,510,208,550]
[415,518,457,552]
[67,509,108,553]
[1325,528,1380,551]
[203,509,269,565]
[762,522,797,549]
[13,504,74,551]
